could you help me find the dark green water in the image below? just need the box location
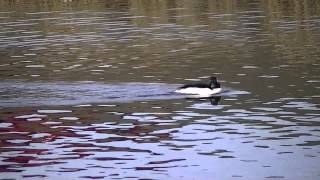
[0,0,319,179]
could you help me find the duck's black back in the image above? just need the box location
[178,83,210,89]
[178,77,220,89]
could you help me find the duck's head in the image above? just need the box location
[210,76,220,89]
[210,76,217,82]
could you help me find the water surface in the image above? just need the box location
[0,0,320,180]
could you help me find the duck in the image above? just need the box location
[174,76,222,96]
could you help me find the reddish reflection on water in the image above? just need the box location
[0,96,319,179]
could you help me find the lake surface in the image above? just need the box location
[0,0,320,179]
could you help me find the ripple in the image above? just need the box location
[37,110,72,114]
[242,65,258,69]
[25,65,45,68]
[59,117,79,121]
[15,114,47,119]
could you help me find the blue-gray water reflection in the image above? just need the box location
[0,0,320,180]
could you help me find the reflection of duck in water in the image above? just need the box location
[209,96,221,105]
[187,96,222,105]
[175,76,222,97]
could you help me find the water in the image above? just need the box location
[0,0,320,179]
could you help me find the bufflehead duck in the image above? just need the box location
[175,77,222,96]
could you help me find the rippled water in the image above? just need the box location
[0,0,320,180]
